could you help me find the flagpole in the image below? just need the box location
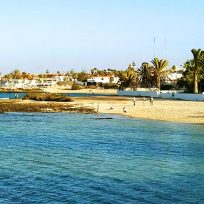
[164,37,167,59]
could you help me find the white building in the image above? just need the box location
[0,74,66,88]
[87,75,119,85]
[166,66,184,84]
[36,79,57,87]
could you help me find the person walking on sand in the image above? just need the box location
[143,97,146,106]
[133,97,136,106]
[96,104,99,114]
[150,97,153,105]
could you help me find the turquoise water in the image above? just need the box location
[0,92,26,99]
[63,93,115,97]
[0,113,204,203]
[0,92,113,99]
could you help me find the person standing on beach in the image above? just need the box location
[133,97,136,106]
[143,97,146,106]
[96,104,99,114]
[150,97,153,105]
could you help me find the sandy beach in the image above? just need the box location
[74,96,204,124]
[42,87,204,123]
[42,87,118,95]
[1,87,204,123]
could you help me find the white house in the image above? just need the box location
[0,79,37,88]
[87,75,119,85]
[166,66,184,85]
[36,78,57,87]
[0,78,56,88]
[52,75,65,82]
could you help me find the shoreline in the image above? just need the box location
[74,96,204,124]
[0,94,204,124]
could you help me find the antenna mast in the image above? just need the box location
[164,37,167,59]
[154,36,156,58]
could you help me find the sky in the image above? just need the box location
[0,0,204,74]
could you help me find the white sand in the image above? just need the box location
[42,87,117,95]
[42,87,204,123]
[74,96,204,124]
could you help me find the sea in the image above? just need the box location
[0,92,113,99]
[0,112,204,204]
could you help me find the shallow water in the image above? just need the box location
[0,113,204,203]
[0,92,113,99]
[0,92,26,99]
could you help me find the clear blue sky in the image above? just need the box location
[0,0,203,73]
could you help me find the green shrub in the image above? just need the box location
[71,83,81,90]
[23,93,73,102]
[160,84,176,90]
[102,83,118,89]
[84,85,98,89]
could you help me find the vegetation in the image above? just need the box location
[177,60,195,92]
[151,58,175,90]
[77,71,89,82]
[178,59,204,93]
[84,85,99,89]
[139,62,155,88]
[23,93,74,102]
[118,63,139,90]
[191,49,204,93]
[0,101,95,113]
[101,83,118,89]
[71,83,82,90]
[118,59,175,91]
[3,69,34,80]
[177,49,204,93]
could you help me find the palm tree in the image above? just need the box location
[118,65,139,90]
[11,69,21,79]
[91,68,98,75]
[4,73,13,81]
[191,49,203,93]
[197,51,204,92]
[139,62,155,88]
[151,58,172,90]
[198,52,204,65]
[177,60,195,92]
